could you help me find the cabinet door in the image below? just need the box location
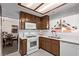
[45,38,51,52]
[39,37,42,48]
[19,39,27,56]
[29,15,35,22]
[25,13,30,22]
[36,17,41,29]
[51,40,60,56]
[19,12,26,29]
[39,37,46,49]
[40,15,49,29]
[42,38,46,49]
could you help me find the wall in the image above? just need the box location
[50,14,79,29]
[1,4,19,32]
[40,4,79,36]
[2,17,19,33]
[49,13,79,37]
[40,14,79,36]
[1,3,19,33]
[50,10,79,56]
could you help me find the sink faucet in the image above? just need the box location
[51,30,58,37]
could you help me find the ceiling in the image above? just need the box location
[1,3,79,18]
[18,3,66,15]
[50,3,79,19]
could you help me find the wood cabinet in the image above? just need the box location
[19,11,49,30]
[19,39,27,56]
[39,37,60,56]
[35,17,41,29]
[45,38,51,52]
[39,37,46,49]
[50,39,60,56]
[19,12,26,29]
[40,16,49,29]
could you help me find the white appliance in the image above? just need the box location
[25,22,36,29]
[24,31,39,55]
[27,36,39,55]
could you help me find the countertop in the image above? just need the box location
[40,35,79,45]
[20,35,79,45]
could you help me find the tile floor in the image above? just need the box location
[6,49,53,56]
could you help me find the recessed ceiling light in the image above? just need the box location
[21,3,42,10]
[27,3,34,7]
[38,3,55,12]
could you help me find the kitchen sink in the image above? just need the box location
[48,36,61,39]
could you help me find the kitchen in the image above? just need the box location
[0,3,79,56]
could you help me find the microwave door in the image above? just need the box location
[25,22,36,29]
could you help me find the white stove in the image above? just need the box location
[27,36,39,55]
[23,30,39,55]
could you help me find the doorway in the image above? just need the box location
[2,24,18,56]
[0,4,18,56]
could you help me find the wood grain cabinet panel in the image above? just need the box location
[50,39,60,56]
[40,15,49,29]
[39,37,60,56]
[35,17,41,29]
[19,12,26,29]
[39,37,46,49]
[45,38,51,52]
[19,39,27,56]
[25,13,30,22]
[19,11,49,30]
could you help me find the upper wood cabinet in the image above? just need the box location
[19,12,26,29]
[35,17,41,29]
[19,11,49,30]
[40,16,49,29]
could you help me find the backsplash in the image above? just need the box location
[39,30,52,36]
[19,30,40,38]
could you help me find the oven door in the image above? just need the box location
[27,37,38,51]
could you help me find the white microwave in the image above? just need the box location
[25,22,36,30]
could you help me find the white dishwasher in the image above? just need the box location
[60,41,79,56]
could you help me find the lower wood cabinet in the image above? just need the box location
[39,37,60,56]
[19,39,27,56]
[51,39,60,56]
[39,37,46,49]
[45,38,51,52]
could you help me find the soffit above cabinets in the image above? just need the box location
[18,3,67,15]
